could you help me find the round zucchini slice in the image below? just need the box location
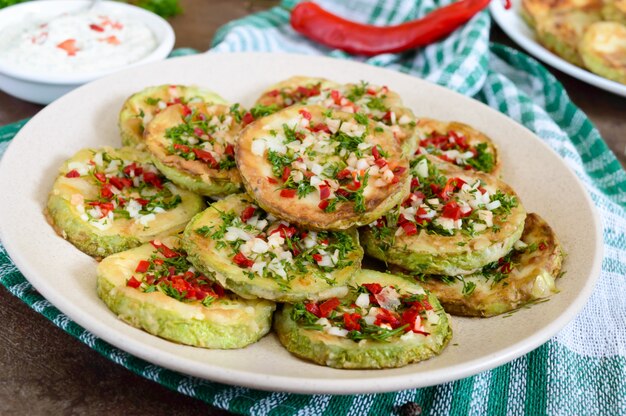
[520,0,601,28]
[536,8,601,66]
[274,269,452,369]
[395,213,564,317]
[602,0,626,25]
[414,118,500,175]
[97,236,275,348]
[144,103,243,197]
[579,22,626,84]
[118,85,227,147]
[255,76,341,109]
[360,155,526,276]
[46,147,205,258]
[236,104,410,230]
[182,194,364,303]
[304,82,419,157]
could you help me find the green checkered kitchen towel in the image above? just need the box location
[2,0,626,414]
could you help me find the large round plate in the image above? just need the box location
[490,0,626,97]
[0,52,602,394]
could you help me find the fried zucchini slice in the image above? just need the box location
[414,118,500,175]
[360,155,526,276]
[119,85,227,147]
[536,8,602,65]
[396,213,563,317]
[144,103,242,197]
[255,76,341,109]
[97,236,275,348]
[304,82,419,157]
[579,21,626,84]
[182,194,363,303]
[521,0,602,28]
[46,147,204,258]
[602,0,626,24]
[236,104,410,230]
[274,269,451,369]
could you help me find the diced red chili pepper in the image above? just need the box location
[362,283,383,294]
[98,202,114,217]
[299,109,312,120]
[401,222,418,236]
[89,24,104,32]
[267,89,280,97]
[135,260,150,273]
[401,306,422,332]
[337,169,352,180]
[282,166,291,182]
[173,143,191,153]
[375,308,402,328]
[240,206,256,223]
[311,123,331,133]
[126,276,141,288]
[181,105,192,117]
[410,177,420,190]
[280,188,297,198]
[270,224,297,239]
[305,302,321,317]
[193,148,219,169]
[143,171,163,189]
[441,201,462,220]
[57,39,78,56]
[319,239,329,245]
[539,242,547,251]
[335,188,350,198]
[193,127,204,137]
[150,241,180,258]
[232,252,255,268]
[153,259,164,266]
[319,184,331,200]
[319,297,340,318]
[312,253,323,262]
[65,169,80,178]
[100,184,113,199]
[346,180,361,191]
[123,163,142,177]
[242,112,255,126]
[375,158,388,168]
[108,176,126,190]
[367,88,378,95]
[343,313,362,331]
[372,146,381,160]
[267,176,278,184]
[500,262,513,274]
[330,90,342,105]
[94,172,107,183]
[225,144,235,156]
[393,166,407,175]
[318,199,330,211]
[135,198,150,206]
[375,218,386,228]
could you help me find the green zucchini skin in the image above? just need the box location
[182,194,364,303]
[46,147,205,258]
[119,85,227,147]
[97,236,276,349]
[274,270,452,369]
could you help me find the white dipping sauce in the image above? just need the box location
[0,10,157,73]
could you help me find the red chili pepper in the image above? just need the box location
[362,283,383,294]
[343,313,362,331]
[89,24,104,32]
[311,123,331,133]
[539,242,547,250]
[150,241,180,258]
[375,158,388,168]
[372,146,381,160]
[270,224,297,239]
[319,297,340,317]
[337,169,352,180]
[242,112,255,126]
[401,221,418,236]
[441,201,462,220]
[109,176,131,190]
[282,166,291,182]
[280,188,297,198]
[65,169,80,178]
[126,276,141,288]
[94,172,107,183]
[225,144,235,156]
[181,105,192,117]
[401,306,422,332]
[193,148,219,169]
[319,184,331,200]
[318,199,330,211]
[375,308,402,328]
[142,171,163,189]
[299,109,312,120]
[312,253,323,262]
[305,302,321,317]
[100,184,113,199]
[233,252,255,268]
[290,0,491,56]
[173,143,191,153]
[135,260,150,273]
[240,206,256,223]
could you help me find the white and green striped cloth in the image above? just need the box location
[1,0,625,414]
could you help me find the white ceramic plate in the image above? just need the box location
[0,52,602,395]
[490,0,626,97]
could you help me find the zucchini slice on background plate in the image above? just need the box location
[97,236,275,349]
[182,194,364,303]
[255,76,340,110]
[119,84,228,147]
[395,213,564,317]
[236,104,411,230]
[274,269,452,369]
[360,155,526,276]
[144,103,243,197]
[46,147,204,258]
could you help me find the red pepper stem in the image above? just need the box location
[290,0,491,56]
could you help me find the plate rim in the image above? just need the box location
[0,51,604,395]
[489,0,626,98]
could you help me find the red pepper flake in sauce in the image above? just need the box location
[65,169,80,178]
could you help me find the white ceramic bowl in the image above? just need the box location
[0,0,175,104]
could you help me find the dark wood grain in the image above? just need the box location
[0,1,624,415]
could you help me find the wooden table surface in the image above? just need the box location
[0,1,624,414]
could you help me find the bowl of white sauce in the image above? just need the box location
[0,0,174,104]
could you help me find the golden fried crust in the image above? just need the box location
[144,103,242,194]
[522,0,602,25]
[414,118,501,175]
[413,213,563,317]
[255,76,341,109]
[236,105,410,230]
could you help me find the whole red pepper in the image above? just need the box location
[290,0,491,56]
